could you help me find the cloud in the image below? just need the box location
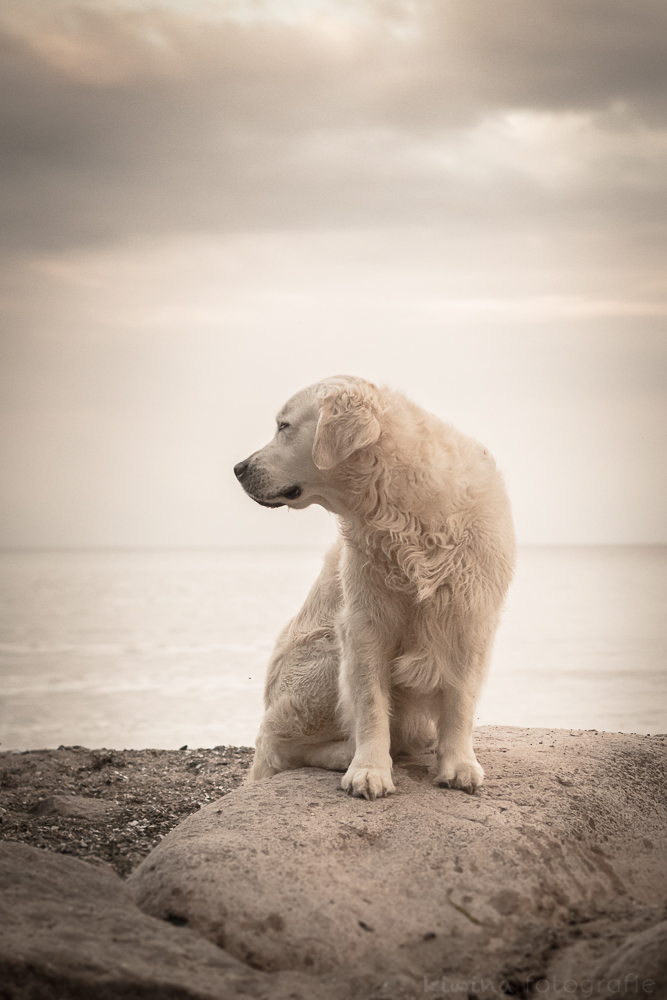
[420,0,667,123]
[0,0,666,253]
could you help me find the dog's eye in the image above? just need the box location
[277,422,290,432]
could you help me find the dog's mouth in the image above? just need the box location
[250,496,285,508]
[248,485,302,508]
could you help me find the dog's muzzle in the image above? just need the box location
[233,460,301,506]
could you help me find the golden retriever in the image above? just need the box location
[234,376,515,800]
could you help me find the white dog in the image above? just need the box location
[234,376,514,800]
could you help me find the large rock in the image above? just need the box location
[128,727,667,994]
[0,841,336,999]
[593,920,667,997]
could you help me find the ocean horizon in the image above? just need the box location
[1,545,666,751]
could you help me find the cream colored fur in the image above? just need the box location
[236,376,515,800]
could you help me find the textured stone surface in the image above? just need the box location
[0,841,335,1000]
[3,728,666,1000]
[593,920,667,998]
[128,727,667,992]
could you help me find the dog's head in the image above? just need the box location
[234,375,382,510]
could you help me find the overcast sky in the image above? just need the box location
[1,0,666,547]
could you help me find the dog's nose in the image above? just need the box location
[234,460,249,481]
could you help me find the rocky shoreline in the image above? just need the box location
[1,728,667,999]
[0,743,255,877]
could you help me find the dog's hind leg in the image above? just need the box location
[246,689,348,781]
[300,739,354,771]
[247,736,352,780]
[247,752,279,782]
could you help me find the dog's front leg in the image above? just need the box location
[434,681,485,794]
[338,612,396,800]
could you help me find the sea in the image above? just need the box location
[1,546,666,751]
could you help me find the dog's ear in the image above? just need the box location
[312,377,382,470]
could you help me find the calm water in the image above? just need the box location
[1,547,665,750]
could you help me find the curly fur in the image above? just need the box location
[235,376,515,799]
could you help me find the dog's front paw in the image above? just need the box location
[341,763,395,800]
[435,758,484,795]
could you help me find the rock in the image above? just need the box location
[32,794,114,819]
[128,727,667,993]
[0,841,337,999]
[593,920,667,998]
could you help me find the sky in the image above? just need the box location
[0,0,666,548]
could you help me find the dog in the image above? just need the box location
[234,376,515,800]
